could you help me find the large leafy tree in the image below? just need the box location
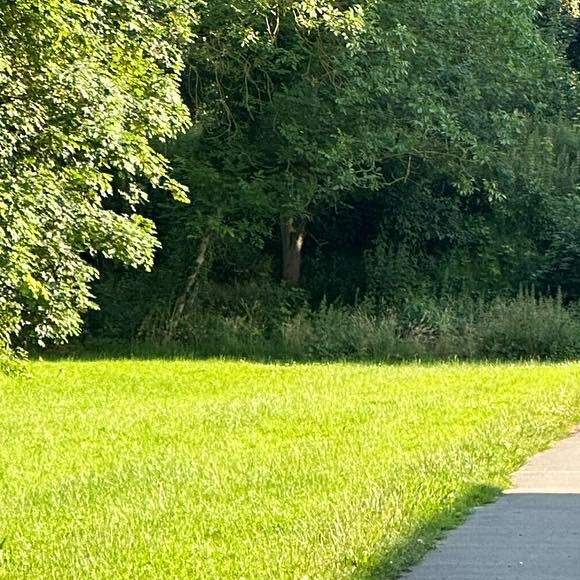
[172,0,407,287]
[0,0,193,360]
[169,0,574,292]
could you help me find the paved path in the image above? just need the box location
[403,428,580,579]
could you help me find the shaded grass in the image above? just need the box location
[1,360,580,578]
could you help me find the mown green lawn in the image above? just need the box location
[1,360,580,579]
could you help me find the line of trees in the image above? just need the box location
[2,1,580,360]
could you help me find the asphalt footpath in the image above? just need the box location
[403,428,580,580]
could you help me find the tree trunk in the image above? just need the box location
[280,217,305,286]
[164,236,210,343]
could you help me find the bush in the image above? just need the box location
[470,290,580,360]
[282,302,407,360]
[0,346,27,375]
[72,283,580,363]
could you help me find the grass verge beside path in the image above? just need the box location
[0,360,579,579]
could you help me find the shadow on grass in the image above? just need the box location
[38,339,548,366]
[39,339,447,365]
[358,483,502,580]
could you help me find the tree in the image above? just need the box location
[0,0,194,361]
[171,0,575,289]
[175,0,407,285]
[87,0,580,346]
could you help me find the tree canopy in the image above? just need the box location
[2,0,580,359]
[166,0,579,290]
[0,0,193,360]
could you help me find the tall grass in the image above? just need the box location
[115,287,580,362]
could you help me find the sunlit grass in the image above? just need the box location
[1,360,579,578]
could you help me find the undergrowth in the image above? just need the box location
[93,287,580,362]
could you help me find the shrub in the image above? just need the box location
[296,302,404,360]
[71,283,580,363]
[470,290,580,360]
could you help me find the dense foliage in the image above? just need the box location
[0,0,193,362]
[89,0,580,356]
[163,0,579,291]
[2,1,580,361]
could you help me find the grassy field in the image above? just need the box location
[1,360,580,579]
